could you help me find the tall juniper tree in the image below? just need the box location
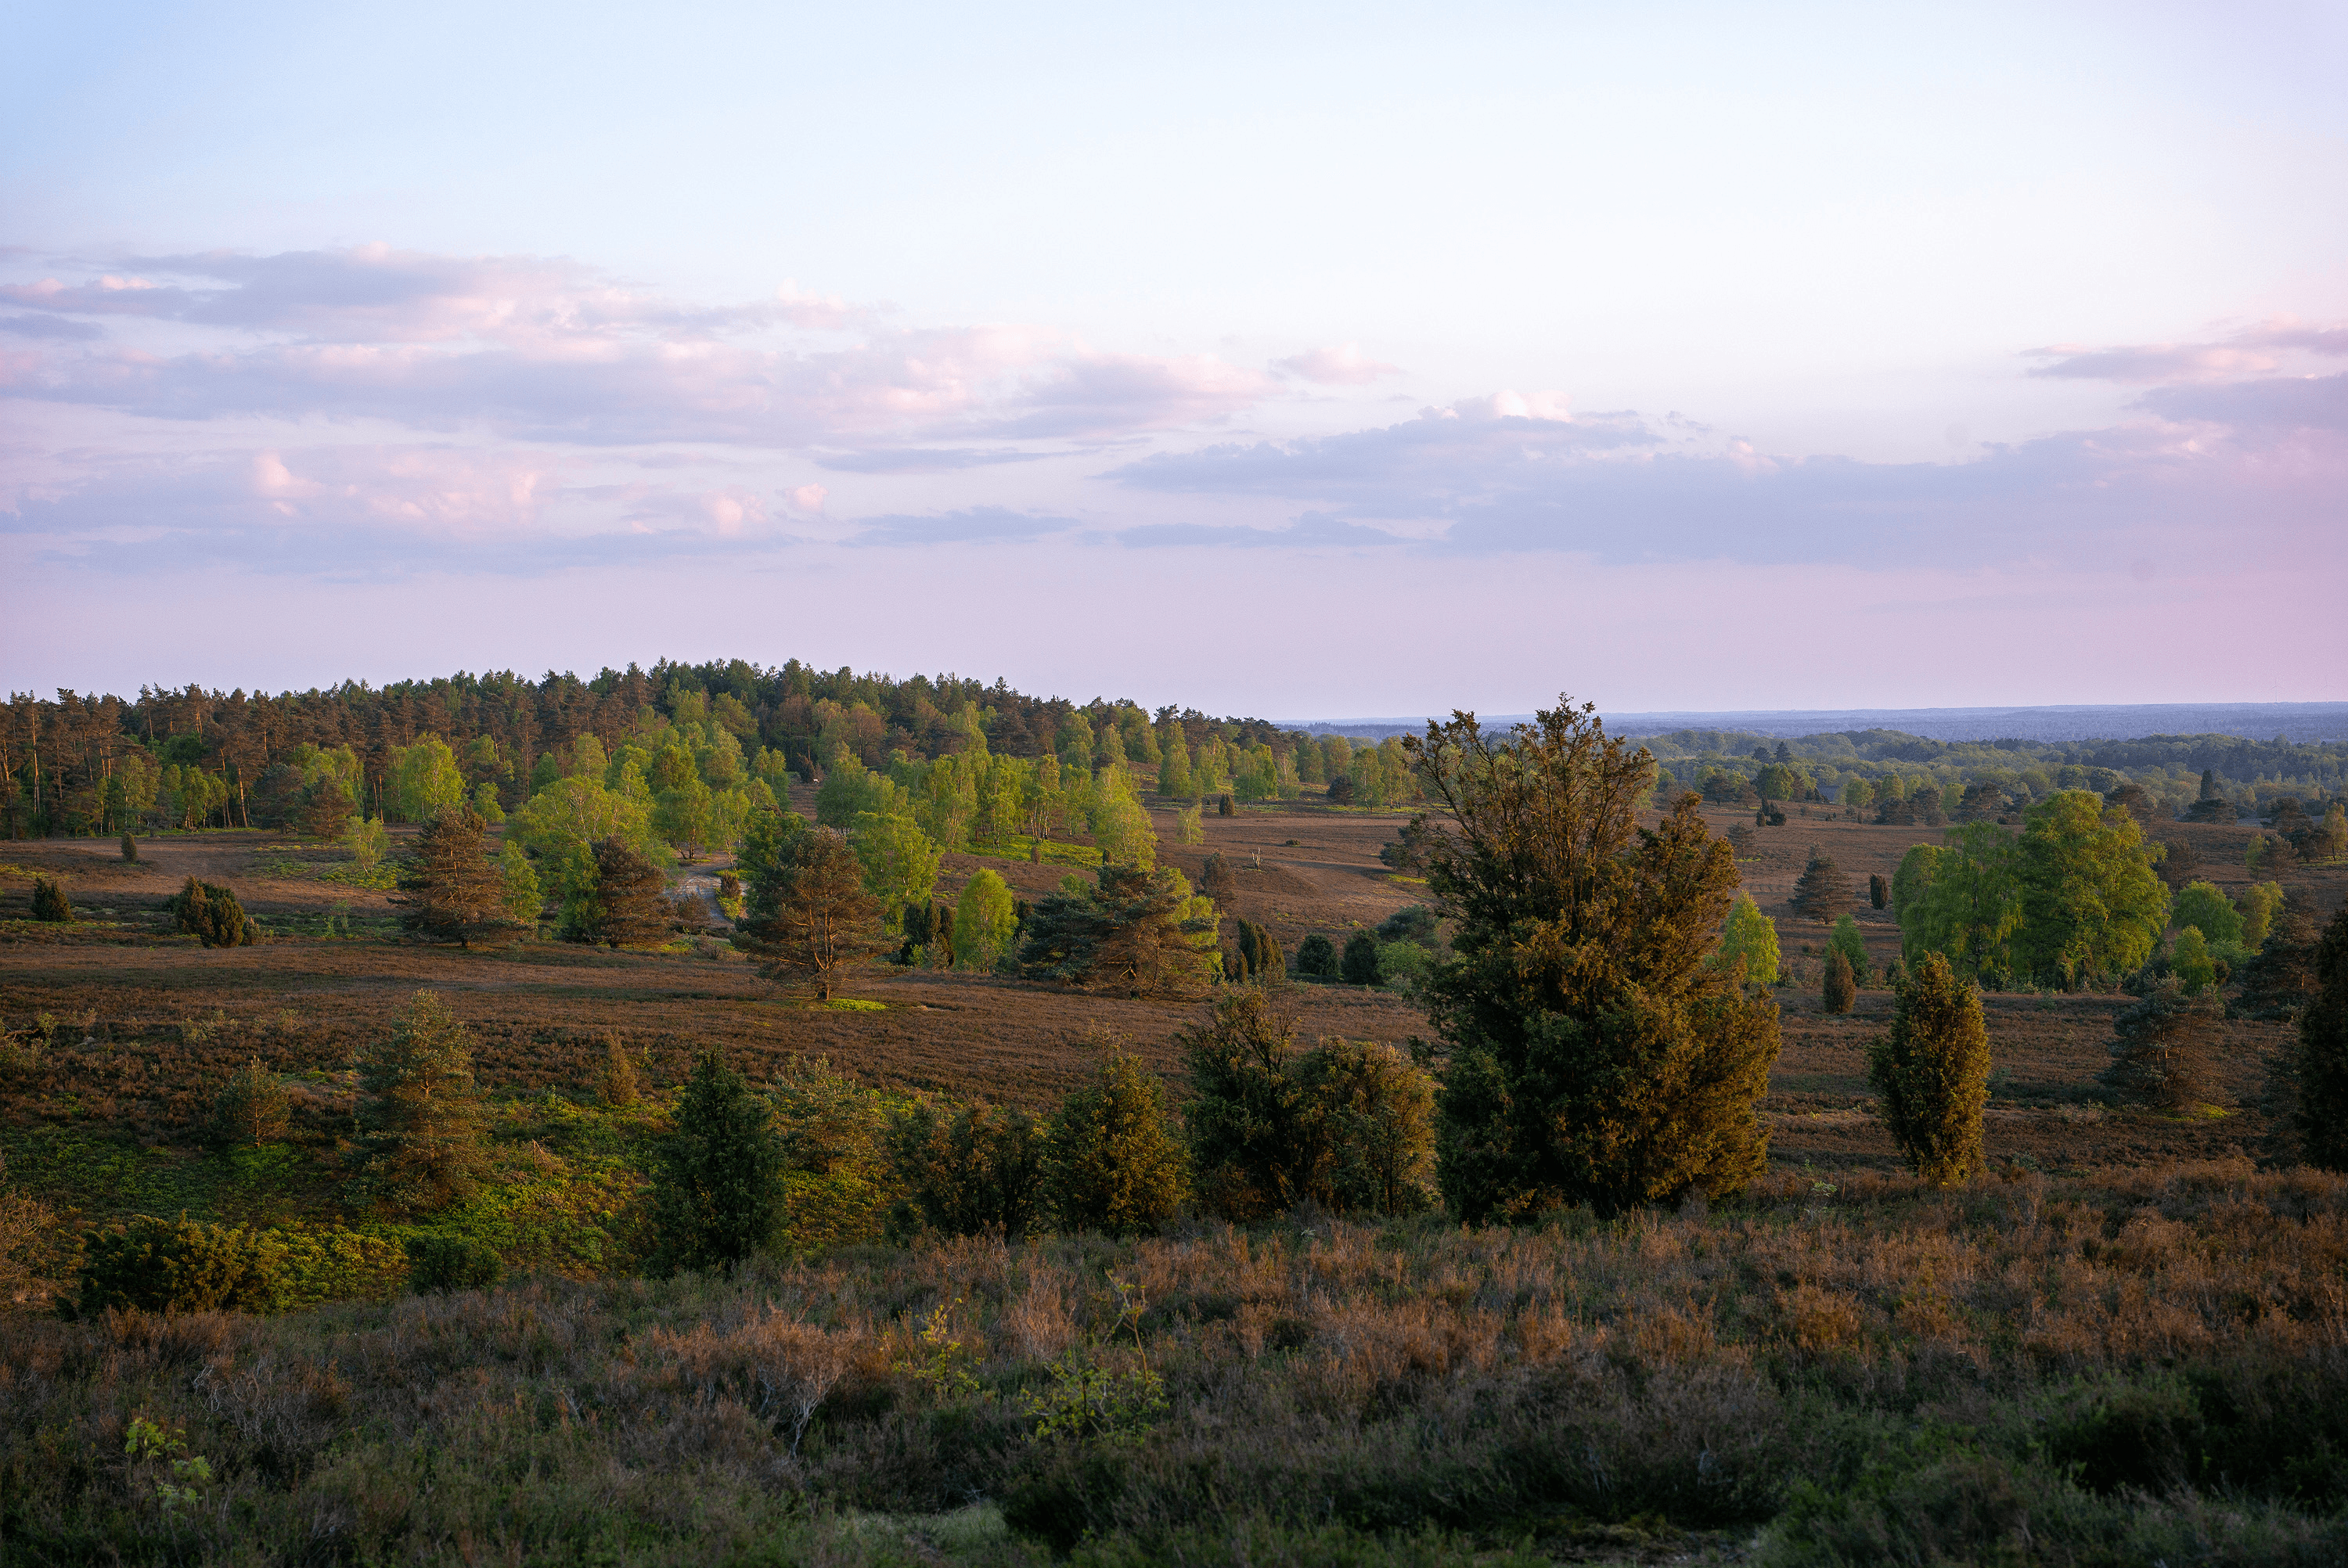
[1867,952,1990,1185]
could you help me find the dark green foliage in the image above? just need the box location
[394,806,513,947]
[1183,992,1434,1219]
[734,804,808,884]
[1324,775,1356,804]
[650,1048,783,1272]
[119,833,138,862]
[1198,852,1237,904]
[211,1059,290,1147]
[1217,793,1234,816]
[1790,849,1850,923]
[2235,897,2323,1021]
[1019,863,1215,995]
[168,876,257,947]
[75,1215,295,1315]
[29,876,70,922]
[1375,904,1439,947]
[2291,905,2348,1169]
[348,991,491,1214]
[888,1099,1043,1238]
[1822,950,1855,1014]
[405,1234,505,1293]
[1412,699,1777,1220]
[733,828,885,999]
[1826,913,1868,986]
[582,834,671,948]
[2102,977,2220,1111]
[1867,952,1990,1185]
[1868,872,1888,909]
[1230,918,1284,984]
[1340,930,1381,984]
[1043,1052,1188,1235]
[1295,931,1338,978]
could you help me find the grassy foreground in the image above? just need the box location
[5,1163,2347,1566]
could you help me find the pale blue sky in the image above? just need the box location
[4,1,2344,710]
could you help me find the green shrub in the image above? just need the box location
[1295,932,1338,978]
[348,991,490,1214]
[1230,919,1284,984]
[75,1215,296,1315]
[2102,977,2220,1112]
[1826,912,1868,985]
[1867,951,1989,1185]
[119,833,138,862]
[1340,930,1381,984]
[650,1048,783,1272]
[30,877,71,922]
[2290,904,2348,1169]
[1822,949,1856,1014]
[405,1233,505,1293]
[210,1059,291,1147]
[888,1099,1043,1238]
[167,876,257,947]
[1045,1053,1187,1235]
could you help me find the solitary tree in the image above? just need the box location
[852,811,940,930]
[1713,892,1781,986]
[168,877,257,948]
[1230,918,1285,984]
[30,878,71,923]
[394,807,514,947]
[2015,791,2169,987]
[1867,952,1990,1185]
[348,991,490,1214]
[1019,863,1217,995]
[1340,928,1382,985]
[733,830,886,1000]
[1043,1052,1189,1235]
[1869,873,1889,910]
[2289,906,2348,1169]
[650,1048,784,1272]
[211,1059,291,1147]
[1407,699,1779,1220]
[1295,931,1338,978]
[1822,949,1856,1014]
[953,868,1018,969]
[2102,977,2220,1113]
[1790,850,1851,923]
[583,835,671,948]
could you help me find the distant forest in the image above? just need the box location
[2,656,2343,838]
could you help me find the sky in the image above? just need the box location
[3,0,2344,715]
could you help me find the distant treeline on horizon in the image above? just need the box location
[3,658,2343,838]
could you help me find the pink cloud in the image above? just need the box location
[1272,343,1401,385]
[2028,317,2348,383]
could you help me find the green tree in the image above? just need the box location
[654,772,717,862]
[1889,843,1939,915]
[2169,880,2242,950]
[1823,950,1856,1013]
[388,735,467,823]
[344,815,389,869]
[2012,790,2169,987]
[953,868,1019,969]
[1019,863,1218,995]
[1867,952,1990,1185]
[1827,913,1869,985]
[1869,873,1889,910]
[1158,737,1195,800]
[2170,926,2219,995]
[348,991,490,1214]
[514,775,661,894]
[1043,1052,1188,1235]
[1408,699,1778,1220]
[1295,932,1338,978]
[580,836,671,948]
[1712,892,1781,986]
[650,1049,783,1273]
[393,806,515,948]
[1339,928,1381,984]
[1089,766,1158,869]
[733,829,886,1000]
[1230,918,1285,984]
[167,877,257,948]
[851,811,940,932]
[1899,825,2022,984]
[210,1059,290,1147]
[2241,881,2285,951]
[2289,906,2348,1169]
[499,838,541,926]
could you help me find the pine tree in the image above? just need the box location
[2290,905,2348,1169]
[1043,1052,1188,1235]
[1867,952,1990,1185]
[1822,949,1856,1014]
[1017,863,1216,995]
[585,836,672,948]
[2102,977,2219,1112]
[650,1048,783,1272]
[1790,849,1851,923]
[1412,700,1778,1218]
[348,991,490,1214]
[1233,918,1284,984]
[733,830,886,999]
[210,1059,290,1146]
[394,807,514,947]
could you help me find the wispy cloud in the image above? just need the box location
[1271,343,1401,385]
[849,505,1080,545]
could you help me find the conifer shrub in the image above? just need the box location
[1230,919,1284,984]
[888,1099,1043,1238]
[210,1059,291,1147]
[347,991,490,1214]
[1822,950,1856,1014]
[1790,850,1851,923]
[405,1234,506,1294]
[1339,929,1381,984]
[585,834,672,948]
[1869,872,1889,910]
[1827,913,1868,986]
[1867,951,1990,1185]
[74,1216,297,1316]
[29,877,71,922]
[2290,905,2348,1170]
[650,1048,783,1273]
[1217,794,1234,817]
[1043,1052,1187,1235]
[2101,977,2220,1113]
[1295,932,1338,979]
[393,806,515,947]
[594,1036,639,1106]
[167,876,257,947]
[120,833,138,862]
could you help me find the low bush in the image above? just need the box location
[31,876,71,922]
[168,876,257,948]
[405,1233,506,1294]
